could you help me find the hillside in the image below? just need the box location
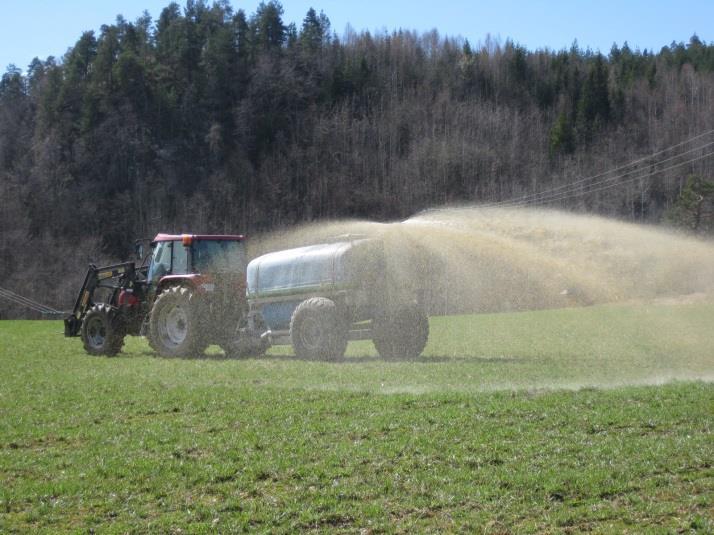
[1,0,714,316]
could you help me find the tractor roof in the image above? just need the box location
[153,233,245,242]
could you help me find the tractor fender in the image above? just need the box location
[156,275,203,295]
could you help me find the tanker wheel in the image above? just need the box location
[290,297,348,361]
[148,286,208,358]
[81,303,125,356]
[372,304,429,360]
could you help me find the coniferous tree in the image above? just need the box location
[251,1,286,51]
[666,175,714,233]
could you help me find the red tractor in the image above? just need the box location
[64,233,268,358]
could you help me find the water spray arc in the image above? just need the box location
[256,207,714,317]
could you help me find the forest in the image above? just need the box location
[1,0,714,317]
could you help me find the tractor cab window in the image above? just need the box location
[148,241,172,282]
[193,240,246,273]
[148,240,189,282]
[172,241,189,275]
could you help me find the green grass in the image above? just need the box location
[1,303,713,533]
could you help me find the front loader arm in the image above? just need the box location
[64,262,137,337]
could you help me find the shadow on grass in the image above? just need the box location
[133,350,528,365]
[258,354,529,364]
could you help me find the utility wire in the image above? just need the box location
[1,286,59,312]
[0,294,54,315]
[486,128,714,208]
[0,293,50,314]
[500,141,714,207]
[493,128,714,206]
[0,288,53,313]
[498,140,714,209]
[0,286,64,315]
[525,150,714,207]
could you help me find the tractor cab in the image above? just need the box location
[146,234,246,294]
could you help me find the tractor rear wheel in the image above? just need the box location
[290,297,348,361]
[81,303,125,356]
[148,286,208,358]
[372,304,429,360]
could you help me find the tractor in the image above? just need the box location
[64,233,268,358]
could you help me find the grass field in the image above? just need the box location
[1,303,713,533]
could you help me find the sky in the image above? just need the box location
[2,0,712,72]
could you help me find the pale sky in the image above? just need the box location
[2,0,711,72]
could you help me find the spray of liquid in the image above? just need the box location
[252,206,714,314]
[246,206,714,392]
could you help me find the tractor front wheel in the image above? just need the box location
[148,286,208,358]
[81,303,125,356]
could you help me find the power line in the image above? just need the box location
[525,149,714,207]
[0,293,50,315]
[0,286,64,316]
[499,139,714,209]
[0,288,52,313]
[486,128,714,208]
[494,128,714,206]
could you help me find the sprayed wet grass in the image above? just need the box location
[265,301,714,392]
[1,304,713,533]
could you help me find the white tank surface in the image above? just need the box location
[247,238,380,299]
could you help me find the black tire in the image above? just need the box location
[148,286,208,358]
[81,303,125,356]
[290,297,348,361]
[372,304,429,360]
